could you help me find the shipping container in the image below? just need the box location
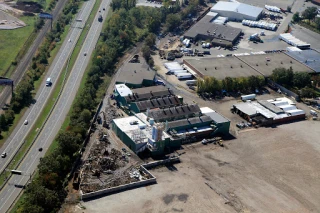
[241,94,256,101]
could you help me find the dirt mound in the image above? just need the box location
[14,1,42,13]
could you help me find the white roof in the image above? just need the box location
[164,62,183,71]
[115,84,132,97]
[286,109,305,116]
[271,100,289,107]
[200,107,216,114]
[279,105,297,112]
[211,2,263,18]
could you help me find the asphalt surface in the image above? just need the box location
[0,0,69,108]
[0,0,94,176]
[0,0,110,211]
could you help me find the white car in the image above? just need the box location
[1,152,6,158]
[68,39,71,42]
[24,120,28,125]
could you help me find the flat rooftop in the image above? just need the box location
[184,57,262,80]
[184,53,314,79]
[285,49,320,73]
[116,62,155,85]
[167,115,213,129]
[238,53,314,76]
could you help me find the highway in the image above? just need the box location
[0,0,110,211]
[0,0,70,108]
[0,0,95,183]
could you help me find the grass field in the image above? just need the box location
[0,16,36,76]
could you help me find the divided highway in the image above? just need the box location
[0,0,110,211]
[0,0,94,174]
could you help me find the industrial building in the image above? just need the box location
[115,62,156,88]
[232,97,305,126]
[114,84,174,107]
[183,52,314,80]
[210,1,263,21]
[184,12,242,47]
[129,95,182,113]
[112,106,230,156]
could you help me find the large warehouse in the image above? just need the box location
[183,52,314,79]
[210,1,263,21]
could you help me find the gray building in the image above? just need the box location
[184,13,242,47]
[210,2,263,21]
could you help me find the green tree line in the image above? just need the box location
[197,75,266,94]
[15,4,166,213]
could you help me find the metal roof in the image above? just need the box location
[204,111,229,123]
[135,96,181,111]
[167,115,212,129]
[258,100,284,114]
[286,49,320,73]
[211,2,263,19]
[148,104,201,121]
[125,86,173,102]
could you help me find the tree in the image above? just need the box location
[145,33,156,47]
[302,7,318,22]
[271,67,293,87]
[0,114,6,131]
[56,131,82,157]
[292,12,300,22]
[142,45,151,59]
[80,109,92,124]
[293,72,311,88]
[165,14,181,31]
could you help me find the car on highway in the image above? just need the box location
[24,120,28,125]
[103,8,105,10]
[46,77,52,86]
[84,52,87,56]
[68,39,71,42]
[38,148,43,152]
[1,152,6,158]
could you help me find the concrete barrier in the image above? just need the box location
[81,165,156,200]
[81,157,180,200]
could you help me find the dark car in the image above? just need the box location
[38,148,43,152]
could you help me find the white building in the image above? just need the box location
[210,1,263,21]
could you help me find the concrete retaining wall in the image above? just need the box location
[81,165,156,200]
[81,157,180,200]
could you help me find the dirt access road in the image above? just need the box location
[74,116,320,213]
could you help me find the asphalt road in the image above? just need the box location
[0,0,69,108]
[0,0,110,211]
[0,0,95,174]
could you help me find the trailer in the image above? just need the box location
[177,73,193,80]
[241,94,256,101]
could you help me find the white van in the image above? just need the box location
[46,78,52,86]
